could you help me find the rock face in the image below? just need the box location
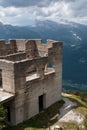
[0,39,63,125]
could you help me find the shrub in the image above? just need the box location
[0,105,6,129]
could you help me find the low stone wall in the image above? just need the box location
[0,52,26,61]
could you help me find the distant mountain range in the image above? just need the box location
[0,20,87,91]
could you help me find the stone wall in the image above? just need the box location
[0,39,63,125]
[0,52,26,61]
[0,60,15,93]
[0,39,42,55]
[0,40,17,56]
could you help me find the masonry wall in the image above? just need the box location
[0,39,63,125]
[0,52,26,61]
[0,40,17,56]
[48,42,63,97]
[25,73,61,119]
[12,72,61,125]
[0,39,43,56]
[10,57,46,124]
[10,41,62,125]
[0,60,15,93]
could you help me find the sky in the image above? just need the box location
[0,0,87,26]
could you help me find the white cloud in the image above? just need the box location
[0,0,87,25]
[0,6,35,25]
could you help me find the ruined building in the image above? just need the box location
[0,39,63,125]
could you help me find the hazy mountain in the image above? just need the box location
[0,20,87,91]
[0,22,40,41]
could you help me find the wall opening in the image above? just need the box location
[39,94,46,112]
[47,61,53,68]
[0,69,2,88]
[44,61,55,74]
[26,65,39,81]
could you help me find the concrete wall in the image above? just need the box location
[0,40,17,56]
[0,39,43,56]
[0,60,15,93]
[13,70,61,125]
[10,40,63,125]
[0,39,63,125]
[0,52,26,61]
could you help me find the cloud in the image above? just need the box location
[0,6,35,25]
[0,0,87,25]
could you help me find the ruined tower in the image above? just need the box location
[0,39,63,125]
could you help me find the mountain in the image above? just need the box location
[0,22,40,41]
[0,20,87,91]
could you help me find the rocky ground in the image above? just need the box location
[50,94,85,130]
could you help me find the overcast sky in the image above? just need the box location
[0,0,87,26]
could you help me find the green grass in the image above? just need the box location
[59,122,80,130]
[2,100,64,130]
[62,91,87,108]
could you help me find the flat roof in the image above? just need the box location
[0,90,14,104]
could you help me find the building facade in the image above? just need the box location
[0,39,63,125]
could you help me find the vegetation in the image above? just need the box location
[59,122,80,130]
[84,115,87,130]
[62,91,87,108]
[0,105,6,130]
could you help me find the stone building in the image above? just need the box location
[0,39,63,125]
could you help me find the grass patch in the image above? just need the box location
[75,107,87,116]
[3,100,64,130]
[62,91,87,108]
[60,121,80,130]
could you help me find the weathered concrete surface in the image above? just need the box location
[0,90,14,104]
[0,39,63,125]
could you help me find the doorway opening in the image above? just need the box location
[39,94,46,112]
